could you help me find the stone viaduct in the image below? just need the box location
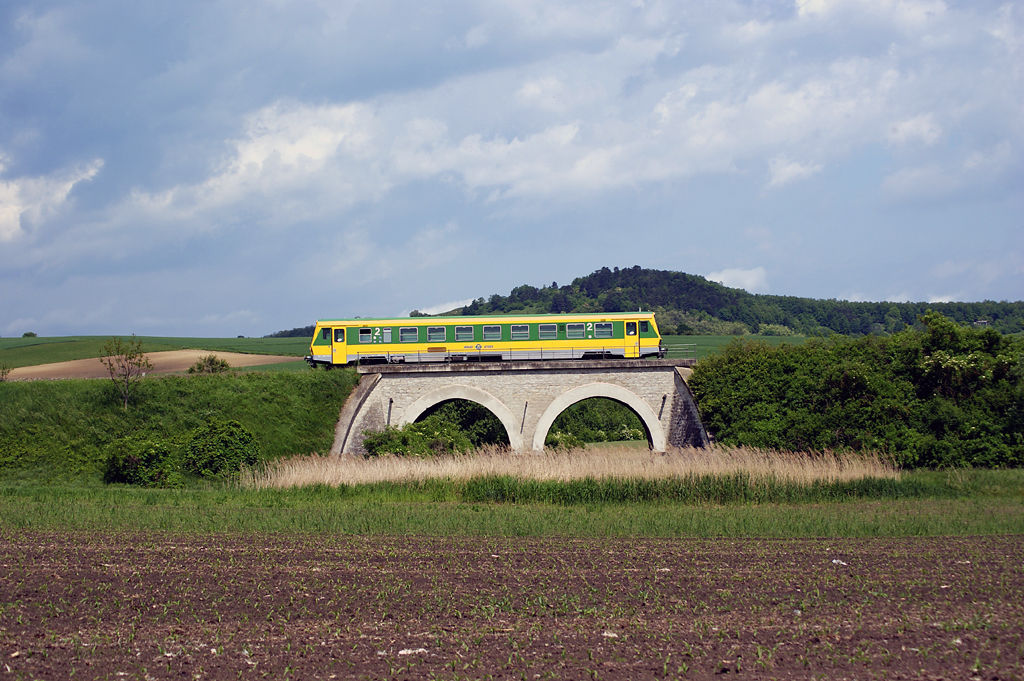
[330,359,709,456]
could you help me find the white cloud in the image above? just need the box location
[881,141,1016,199]
[887,114,941,146]
[412,298,476,316]
[766,156,823,188]
[0,156,102,241]
[708,267,769,293]
[126,102,388,227]
[796,0,947,27]
[464,23,491,49]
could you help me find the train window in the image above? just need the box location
[382,328,391,343]
[640,321,649,333]
[566,323,585,339]
[400,327,418,342]
[483,325,501,341]
[595,322,613,338]
[626,322,637,336]
[455,326,473,341]
[334,328,344,343]
[511,324,529,341]
[321,328,331,341]
[359,328,372,343]
[427,326,446,342]
[539,324,557,340]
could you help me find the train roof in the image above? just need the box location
[315,311,658,324]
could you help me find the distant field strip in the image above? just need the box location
[0,336,309,369]
[660,334,807,359]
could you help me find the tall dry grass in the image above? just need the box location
[240,445,898,490]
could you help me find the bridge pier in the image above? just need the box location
[331,359,709,456]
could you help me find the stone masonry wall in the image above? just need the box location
[334,360,707,456]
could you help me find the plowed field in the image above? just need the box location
[2,532,1021,679]
[6,351,299,380]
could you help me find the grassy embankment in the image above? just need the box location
[0,370,357,482]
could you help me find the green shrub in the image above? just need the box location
[689,312,1024,468]
[103,436,182,488]
[549,398,645,443]
[188,354,231,374]
[418,400,510,446]
[183,418,260,478]
[544,431,585,450]
[363,415,473,458]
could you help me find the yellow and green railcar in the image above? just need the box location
[305,312,666,368]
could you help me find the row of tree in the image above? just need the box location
[687,312,1024,468]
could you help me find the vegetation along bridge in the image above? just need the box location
[332,359,709,455]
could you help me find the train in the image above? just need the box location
[305,312,666,368]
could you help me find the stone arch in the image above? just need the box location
[531,383,667,452]
[400,384,523,451]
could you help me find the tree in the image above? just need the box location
[100,335,153,410]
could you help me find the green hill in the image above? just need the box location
[454,266,1024,336]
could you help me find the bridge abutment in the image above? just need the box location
[330,359,708,456]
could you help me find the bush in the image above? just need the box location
[103,436,182,488]
[22,332,37,338]
[183,418,260,478]
[188,354,231,374]
[363,415,473,457]
[544,431,585,450]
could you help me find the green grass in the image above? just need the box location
[661,334,808,360]
[0,370,357,483]
[0,335,310,369]
[0,475,1020,537]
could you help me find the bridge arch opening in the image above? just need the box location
[400,384,523,452]
[532,383,667,452]
[416,399,511,447]
[547,397,648,447]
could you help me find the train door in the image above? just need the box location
[625,320,639,358]
[332,327,346,365]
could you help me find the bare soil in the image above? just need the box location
[1,532,1021,680]
[7,351,299,380]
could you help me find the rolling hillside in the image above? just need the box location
[452,266,1024,336]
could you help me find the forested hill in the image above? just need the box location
[457,266,1024,336]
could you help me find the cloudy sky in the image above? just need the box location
[1,0,1021,337]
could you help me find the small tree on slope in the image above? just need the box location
[100,335,153,410]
